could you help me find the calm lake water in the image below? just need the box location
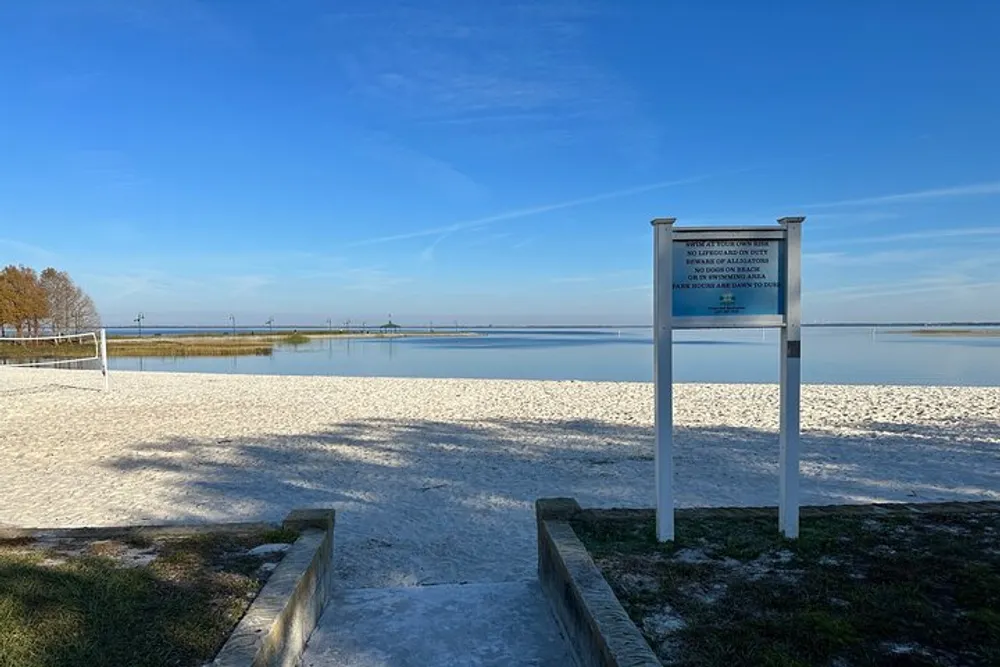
[100,327,1000,386]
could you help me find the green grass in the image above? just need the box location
[0,527,298,667]
[281,332,310,345]
[573,509,1000,667]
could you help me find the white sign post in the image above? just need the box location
[651,216,805,541]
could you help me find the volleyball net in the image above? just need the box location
[0,329,109,390]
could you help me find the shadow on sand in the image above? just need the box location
[98,416,1000,587]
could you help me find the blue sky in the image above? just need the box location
[1,1,999,326]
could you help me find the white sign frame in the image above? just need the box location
[651,217,804,541]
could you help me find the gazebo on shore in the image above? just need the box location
[378,320,402,334]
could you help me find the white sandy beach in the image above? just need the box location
[2,368,998,589]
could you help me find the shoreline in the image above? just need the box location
[4,365,998,389]
[14,365,1000,389]
[108,331,482,342]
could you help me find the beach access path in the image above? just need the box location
[2,369,998,664]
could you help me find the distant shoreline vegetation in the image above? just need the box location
[892,328,1000,338]
[0,330,480,360]
[101,322,1000,332]
[0,339,273,360]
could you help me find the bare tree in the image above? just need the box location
[40,268,75,334]
[71,291,101,332]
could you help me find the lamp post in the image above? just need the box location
[265,317,274,333]
[134,312,145,337]
[229,314,236,336]
[326,318,333,333]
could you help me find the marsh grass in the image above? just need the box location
[0,339,273,359]
[110,341,274,357]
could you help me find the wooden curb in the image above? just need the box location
[212,508,335,667]
[536,498,660,667]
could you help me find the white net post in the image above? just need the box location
[100,328,109,391]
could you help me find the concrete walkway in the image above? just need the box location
[300,580,572,666]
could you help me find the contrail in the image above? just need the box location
[803,180,1000,209]
[810,226,1000,248]
[345,175,707,248]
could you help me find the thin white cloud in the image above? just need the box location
[804,181,1000,209]
[222,275,271,295]
[347,176,705,248]
[803,249,931,266]
[465,232,513,248]
[551,276,596,284]
[330,3,624,122]
[328,1,662,159]
[40,0,247,47]
[815,278,998,302]
[420,111,570,127]
[552,269,646,284]
[811,226,1000,248]
[680,204,908,230]
[603,284,651,293]
[683,181,998,231]
[419,232,452,262]
[0,238,56,261]
[83,271,197,301]
[341,267,412,292]
[805,210,901,224]
[64,148,142,193]
[811,276,949,298]
[359,133,485,202]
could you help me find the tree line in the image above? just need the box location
[0,265,100,337]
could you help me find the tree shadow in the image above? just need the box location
[99,416,1000,588]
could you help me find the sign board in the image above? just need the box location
[651,217,804,542]
[672,239,783,318]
